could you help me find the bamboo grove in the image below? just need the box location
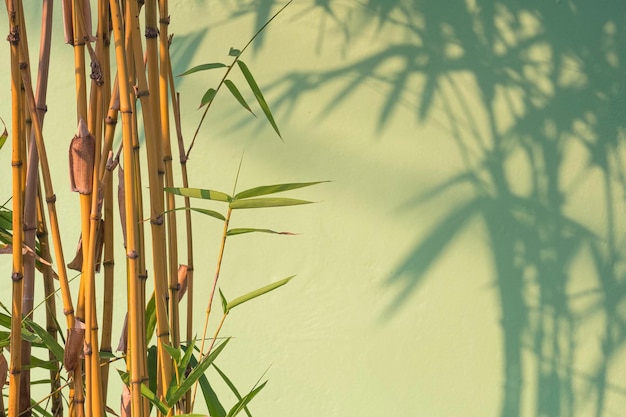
[2,0,320,416]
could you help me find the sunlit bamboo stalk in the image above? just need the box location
[6,1,25,415]
[126,0,173,399]
[109,1,145,416]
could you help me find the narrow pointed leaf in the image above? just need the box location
[214,365,252,417]
[227,228,296,236]
[219,289,228,314]
[226,381,268,417]
[224,80,255,115]
[179,63,227,76]
[230,198,313,209]
[200,88,217,108]
[141,383,169,415]
[234,181,327,200]
[226,276,294,312]
[164,187,232,202]
[237,60,282,138]
[190,353,227,417]
[166,338,230,407]
[162,343,181,363]
[163,206,226,221]
[27,319,64,362]
[145,293,157,344]
[0,119,7,150]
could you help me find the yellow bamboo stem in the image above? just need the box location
[109,2,144,416]
[6,1,25,416]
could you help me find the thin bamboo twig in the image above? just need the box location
[191,207,232,409]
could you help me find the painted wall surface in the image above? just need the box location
[2,1,626,417]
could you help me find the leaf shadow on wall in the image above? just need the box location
[234,1,626,417]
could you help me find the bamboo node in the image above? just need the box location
[11,160,23,167]
[37,104,48,112]
[156,331,170,338]
[163,155,173,162]
[23,224,37,232]
[10,368,21,375]
[127,250,138,259]
[105,116,117,125]
[90,60,104,86]
[19,62,27,70]
[139,272,148,280]
[73,399,85,405]
[150,215,164,225]
[63,308,75,316]
[102,259,115,266]
[159,16,171,25]
[46,194,57,203]
[145,27,158,38]
[11,272,23,281]
[6,26,19,44]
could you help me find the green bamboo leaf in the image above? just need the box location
[226,276,294,312]
[224,80,255,115]
[234,181,327,200]
[26,319,64,362]
[166,338,230,407]
[145,294,157,344]
[214,365,253,417]
[229,47,241,57]
[179,63,227,76]
[227,228,296,236]
[237,60,282,139]
[0,119,7,150]
[164,187,232,202]
[230,198,313,209]
[163,206,226,221]
[179,340,197,376]
[141,383,170,415]
[200,88,217,108]
[162,343,181,363]
[219,289,228,314]
[226,381,268,417]
[190,353,227,417]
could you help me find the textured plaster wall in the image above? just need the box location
[2,1,626,417]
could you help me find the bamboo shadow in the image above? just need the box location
[234,1,626,416]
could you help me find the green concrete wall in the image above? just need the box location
[2,1,626,416]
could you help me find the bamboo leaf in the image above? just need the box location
[145,294,157,345]
[164,187,232,202]
[166,338,230,407]
[219,289,228,314]
[226,276,294,312]
[141,383,169,415]
[190,353,227,417]
[179,63,227,76]
[0,118,7,150]
[162,343,181,363]
[230,198,313,209]
[227,228,296,237]
[234,181,327,200]
[237,60,282,139]
[225,381,268,417]
[200,88,217,108]
[214,365,252,417]
[163,206,226,222]
[229,47,241,57]
[224,80,255,115]
[179,340,196,379]
[26,319,64,362]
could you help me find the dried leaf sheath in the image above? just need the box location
[69,119,95,194]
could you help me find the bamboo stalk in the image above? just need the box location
[126,0,173,399]
[109,2,144,416]
[6,1,25,416]
[158,0,181,359]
